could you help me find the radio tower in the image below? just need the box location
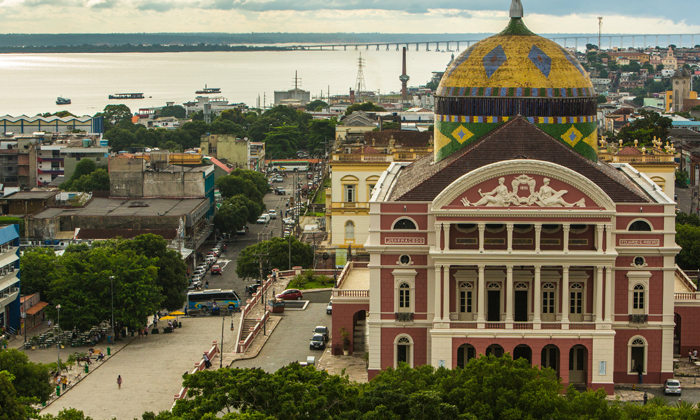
[355,53,366,103]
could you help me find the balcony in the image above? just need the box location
[395,312,414,322]
[446,321,598,330]
[333,154,392,163]
[332,262,370,302]
[330,202,369,210]
[629,314,648,324]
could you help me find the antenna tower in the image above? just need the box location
[598,17,603,51]
[293,70,302,90]
[355,53,366,102]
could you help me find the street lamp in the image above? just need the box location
[56,304,61,374]
[220,312,225,369]
[109,276,115,343]
[21,312,26,343]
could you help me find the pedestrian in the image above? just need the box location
[184,307,188,316]
[203,353,211,368]
[144,328,148,338]
[48,320,52,328]
[61,376,67,391]
[689,350,693,363]
[643,391,648,405]
[636,365,643,384]
[694,349,697,360]
[117,375,122,389]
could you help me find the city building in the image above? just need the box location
[20,293,47,336]
[335,111,377,143]
[331,1,697,393]
[200,134,250,169]
[0,115,103,134]
[0,224,21,334]
[0,191,58,216]
[326,131,433,248]
[665,70,700,113]
[662,47,679,71]
[61,135,109,180]
[274,72,311,106]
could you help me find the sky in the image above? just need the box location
[0,0,699,34]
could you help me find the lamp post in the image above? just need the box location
[56,304,61,374]
[220,312,225,369]
[21,312,26,343]
[109,276,115,343]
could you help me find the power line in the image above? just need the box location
[355,52,366,102]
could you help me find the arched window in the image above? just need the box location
[629,336,647,374]
[345,221,355,241]
[629,220,652,232]
[633,284,645,310]
[393,218,417,230]
[398,283,410,309]
[395,335,414,367]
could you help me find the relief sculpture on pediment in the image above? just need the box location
[460,175,586,208]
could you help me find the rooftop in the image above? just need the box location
[32,197,208,219]
[0,191,58,200]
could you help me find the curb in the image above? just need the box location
[227,317,283,365]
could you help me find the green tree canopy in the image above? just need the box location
[345,102,385,115]
[307,118,336,156]
[229,169,268,196]
[216,175,263,204]
[19,247,59,297]
[99,104,133,126]
[597,95,608,104]
[236,236,313,280]
[158,105,186,119]
[116,234,189,311]
[0,349,53,403]
[305,100,328,111]
[0,371,27,420]
[71,168,110,192]
[214,199,249,236]
[264,125,302,159]
[617,109,673,145]
[676,223,700,270]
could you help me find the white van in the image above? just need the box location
[268,209,277,219]
[256,214,271,224]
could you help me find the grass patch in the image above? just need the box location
[287,280,334,290]
[288,271,334,289]
[313,190,326,205]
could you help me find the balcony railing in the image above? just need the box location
[675,292,700,300]
[485,323,506,329]
[330,202,369,209]
[629,314,648,324]
[395,312,414,322]
[450,322,477,329]
[333,154,391,163]
[332,289,369,298]
[569,323,596,330]
[446,321,598,330]
[513,322,533,330]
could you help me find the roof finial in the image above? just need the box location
[510,0,523,18]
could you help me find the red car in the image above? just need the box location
[276,289,303,300]
[210,265,222,275]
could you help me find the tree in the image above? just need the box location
[345,102,385,115]
[226,194,263,224]
[100,104,132,126]
[116,234,189,311]
[305,100,328,111]
[676,212,699,226]
[71,168,110,192]
[19,247,59,297]
[597,95,608,104]
[214,199,249,235]
[617,109,672,145]
[228,169,268,197]
[264,125,302,159]
[216,176,263,204]
[0,350,53,403]
[46,245,163,331]
[40,408,94,420]
[676,169,689,188]
[104,127,137,153]
[158,105,186,119]
[236,237,313,280]
[0,371,26,420]
[307,118,336,156]
[656,64,665,72]
[675,223,700,270]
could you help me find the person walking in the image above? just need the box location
[117,375,123,389]
[636,365,643,384]
[61,376,67,391]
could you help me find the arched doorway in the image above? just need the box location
[486,344,504,357]
[513,344,532,364]
[541,345,560,375]
[674,313,681,355]
[569,345,588,385]
[457,344,476,368]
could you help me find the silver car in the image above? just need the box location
[664,379,681,395]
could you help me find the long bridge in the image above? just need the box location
[289,34,700,52]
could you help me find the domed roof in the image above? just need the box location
[437,16,594,97]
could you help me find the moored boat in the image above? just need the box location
[195,85,221,94]
[56,97,71,105]
[109,93,144,99]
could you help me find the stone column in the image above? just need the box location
[533,265,542,328]
[561,266,570,328]
[604,266,613,323]
[595,266,604,323]
[434,265,442,323]
[605,223,613,254]
[563,223,570,254]
[442,264,450,321]
[507,223,514,253]
[478,223,485,253]
[477,265,486,326]
[505,265,514,328]
[535,224,542,253]
[596,224,604,253]
[434,223,442,252]
[443,223,451,251]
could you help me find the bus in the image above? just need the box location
[187,289,241,313]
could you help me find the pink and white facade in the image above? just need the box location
[331,120,700,393]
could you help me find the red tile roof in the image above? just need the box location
[616,146,643,155]
[207,157,232,174]
[352,145,380,154]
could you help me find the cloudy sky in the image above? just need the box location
[0,0,699,34]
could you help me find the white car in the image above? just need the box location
[256,214,270,224]
[268,209,277,219]
[283,217,295,225]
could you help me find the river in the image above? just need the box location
[0,50,455,116]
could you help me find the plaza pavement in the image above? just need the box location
[41,315,238,420]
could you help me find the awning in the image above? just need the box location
[25,301,49,315]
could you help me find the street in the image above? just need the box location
[205,174,300,298]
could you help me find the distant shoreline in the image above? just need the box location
[0,45,296,54]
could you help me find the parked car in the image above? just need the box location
[268,209,277,219]
[275,188,286,195]
[236,226,249,235]
[313,326,329,342]
[309,334,325,350]
[194,267,206,277]
[283,217,295,225]
[326,301,332,315]
[276,289,303,300]
[206,255,217,265]
[211,265,222,275]
[256,214,270,224]
[664,379,682,395]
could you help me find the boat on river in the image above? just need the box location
[109,93,144,99]
[56,97,71,105]
[195,85,221,94]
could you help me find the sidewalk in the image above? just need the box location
[8,322,55,349]
[316,347,368,383]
